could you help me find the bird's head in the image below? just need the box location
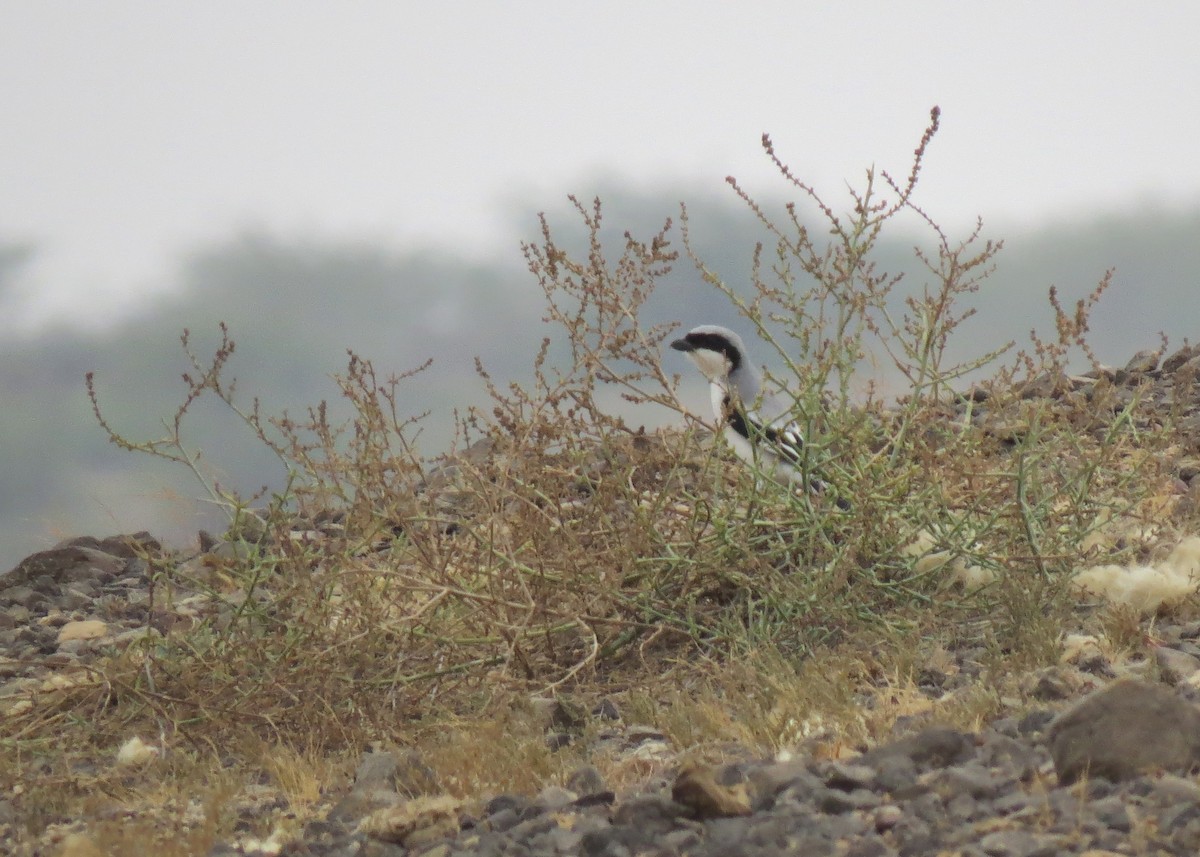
[670,325,747,384]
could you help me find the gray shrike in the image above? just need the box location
[671,324,847,508]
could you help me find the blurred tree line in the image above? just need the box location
[1,188,1198,570]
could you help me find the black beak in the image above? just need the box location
[670,338,693,352]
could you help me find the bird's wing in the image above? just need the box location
[721,394,806,466]
[722,385,850,508]
[752,388,809,464]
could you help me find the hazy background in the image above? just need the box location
[2,3,1199,570]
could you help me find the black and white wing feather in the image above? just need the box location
[721,393,849,508]
[722,395,806,466]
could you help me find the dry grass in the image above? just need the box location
[5,106,1196,852]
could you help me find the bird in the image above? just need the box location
[670,324,848,508]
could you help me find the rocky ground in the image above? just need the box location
[251,677,1200,857]
[6,532,1200,857]
[7,344,1200,855]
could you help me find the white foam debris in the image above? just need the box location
[115,735,159,767]
[1060,634,1104,665]
[230,830,287,856]
[1073,536,1200,613]
[947,561,997,590]
[902,530,938,557]
[903,529,997,591]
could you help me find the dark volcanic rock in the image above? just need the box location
[1048,678,1200,783]
[858,726,975,771]
[2,532,159,585]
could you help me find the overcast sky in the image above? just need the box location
[3,2,1198,330]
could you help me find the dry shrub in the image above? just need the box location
[61,107,1181,762]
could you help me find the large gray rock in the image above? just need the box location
[1048,679,1200,784]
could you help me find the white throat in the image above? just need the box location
[685,350,732,385]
